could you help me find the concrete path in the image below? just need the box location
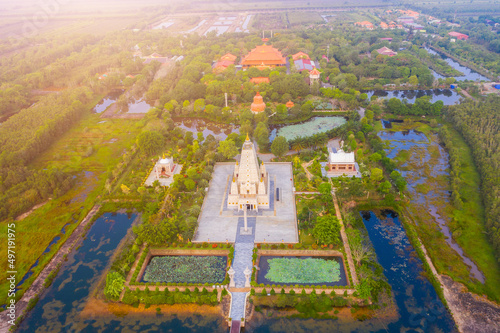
[230,292,247,320]
[229,213,255,326]
[331,190,358,286]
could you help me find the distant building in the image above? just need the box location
[294,58,316,71]
[213,53,237,73]
[376,46,398,57]
[142,52,170,64]
[292,51,310,61]
[286,100,294,108]
[250,77,270,84]
[380,22,389,29]
[448,31,469,40]
[309,68,321,85]
[241,44,286,69]
[355,21,374,30]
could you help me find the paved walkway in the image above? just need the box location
[331,190,358,286]
[229,214,255,326]
[230,292,247,320]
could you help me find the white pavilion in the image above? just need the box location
[227,134,270,211]
[327,148,358,176]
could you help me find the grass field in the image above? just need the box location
[0,108,145,307]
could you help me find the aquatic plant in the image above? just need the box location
[265,258,341,283]
[143,256,226,283]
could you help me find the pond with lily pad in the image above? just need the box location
[142,255,228,284]
[269,116,346,141]
[257,255,347,286]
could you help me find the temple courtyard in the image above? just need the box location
[193,162,298,243]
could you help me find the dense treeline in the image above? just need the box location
[445,96,500,260]
[385,96,444,116]
[0,87,94,167]
[0,167,74,220]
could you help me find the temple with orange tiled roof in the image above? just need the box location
[285,100,294,108]
[250,77,270,84]
[213,53,237,73]
[292,51,310,61]
[241,44,286,69]
[250,92,266,114]
[355,21,374,30]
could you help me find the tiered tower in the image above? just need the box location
[227,134,270,211]
[250,92,266,114]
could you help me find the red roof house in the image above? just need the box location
[448,32,469,40]
[376,46,398,57]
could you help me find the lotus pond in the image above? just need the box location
[257,256,347,286]
[269,116,346,141]
[142,255,227,284]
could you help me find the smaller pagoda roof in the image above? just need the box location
[292,51,310,61]
[309,67,320,76]
[286,100,294,108]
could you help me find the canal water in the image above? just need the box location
[244,210,457,332]
[359,210,456,332]
[364,89,461,105]
[16,212,226,332]
[173,117,240,140]
[378,124,484,282]
[424,47,490,82]
[92,90,124,113]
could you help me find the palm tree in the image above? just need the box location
[291,137,304,153]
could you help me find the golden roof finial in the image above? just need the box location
[162,153,165,159]
[246,133,250,141]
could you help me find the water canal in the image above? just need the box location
[16,212,226,333]
[364,89,461,105]
[378,123,484,282]
[359,211,456,332]
[424,47,490,82]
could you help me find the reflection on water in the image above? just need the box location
[360,210,456,332]
[364,89,460,105]
[379,128,484,282]
[92,90,124,113]
[425,47,489,82]
[17,212,225,332]
[127,99,154,114]
[173,117,240,140]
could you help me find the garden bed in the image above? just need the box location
[256,251,348,287]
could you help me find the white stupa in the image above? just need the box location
[227,134,270,211]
